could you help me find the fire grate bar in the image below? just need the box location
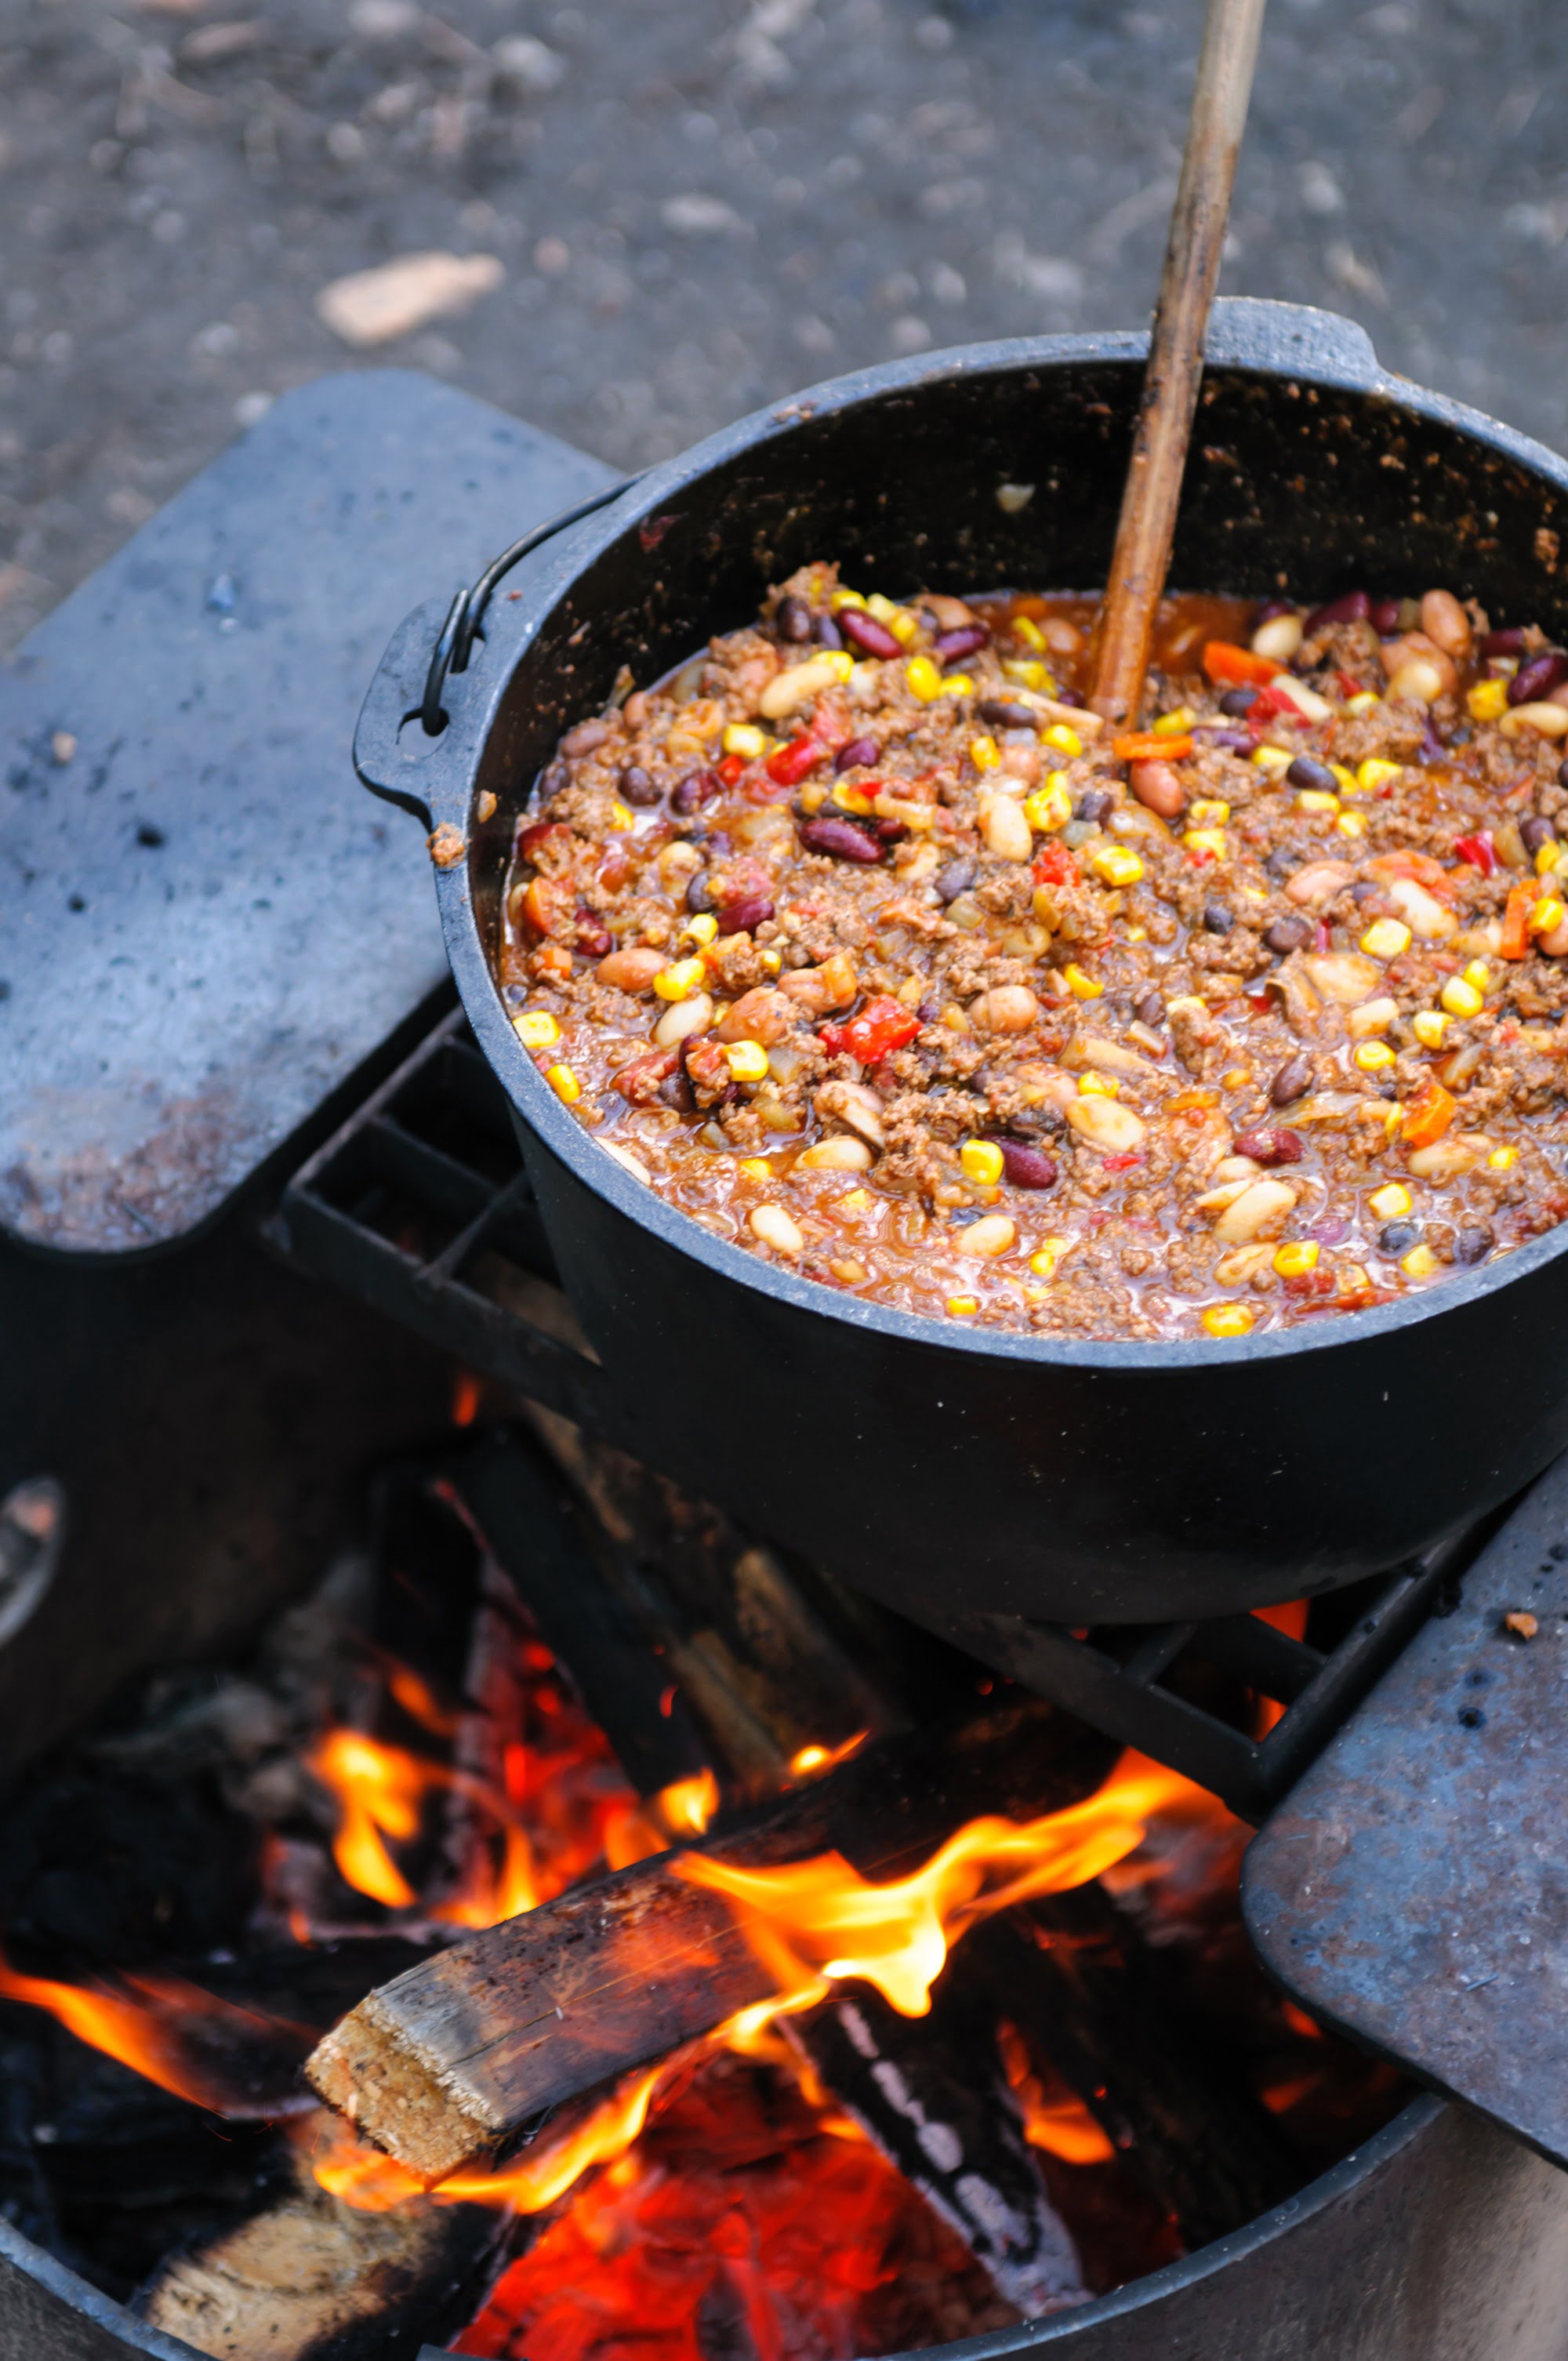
[270,1008,1467,1817]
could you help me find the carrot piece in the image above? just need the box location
[1112,730,1194,761]
[1400,1079,1456,1150]
[1501,881,1538,961]
[1201,641,1280,688]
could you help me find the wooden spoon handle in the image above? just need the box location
[1090,0,1269,728]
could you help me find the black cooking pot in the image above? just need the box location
[354,299,1568,1627]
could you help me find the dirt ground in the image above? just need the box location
[2,0,1566,651]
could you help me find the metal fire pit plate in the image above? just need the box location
[1243,1449,1568,2170]
[0,371,612,1255]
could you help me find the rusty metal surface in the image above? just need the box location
[0,370,611,1255]
[1243,1449,1568,2169]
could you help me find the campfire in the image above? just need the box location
[0,1408,1404,2361]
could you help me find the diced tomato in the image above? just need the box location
[1401,1079,1456,1150]
[1113,730,1193,762]
[1202,641,1281,688]
[1283,1266,1337,1299]
[1501,881,1538,961]
[1186,849,1217,869]
[717,752,747,788]
[818,996,921,1066]
[611,1048,678,1104]
[1033,842,1079,887]
[1247,681,1297,722]
[1452,832,1497,877]
[764,730,823,787]
[1335,669,1364,699]
[1102,1152,1145,1171]
[1247,992,1273,1012]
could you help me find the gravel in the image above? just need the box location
[2,0,1567,652]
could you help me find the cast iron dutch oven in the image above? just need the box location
[354,298,1568,1629]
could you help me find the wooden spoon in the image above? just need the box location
[1090,0,1269,728]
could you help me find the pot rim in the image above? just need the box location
[432,307,1568,1378]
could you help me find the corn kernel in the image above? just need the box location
[1463,959,1490,991]
[1440,976,1483,1018]
[1126,923,1148,941]
[1184,827,1228,858]
[832,782,874,815]
[1011,614,1047,652]
[1041,722,1083,757]
[1064,964,1103,1000]
[938,673,975,698]
[1370,1182,1413,1220]
[829,588,866,612]
[1024,780,1073,833]
[837,1189,873,1211]
[946,1295,980,1317]
[1203,1302,1256,1339]
[1468,678,1509,724]
[1344,691,1380,715]
[1361,918,1413,959]
[1330,763,1359,794]
[608,799,635,830]
[722,723,768,759]
[760,948,782,975]
[1154,706,1198,736]
[724,1040,770,1081]
[1002,657,1054,692]
[1297,788,1340,814]
[681,911,719,945]
[798,781,829,815]
[970,733,1001,771]
[654,957,707,1001]
[1273,1240,1320,1278]
[1029,1236,1073,1279]
[513,1009,561,1049]
[739,1157,773,1179]
[1091,844,1145,886]
[820,650,856,683]
[906,655,943,702]
[1535,841,1562,874]
[1337,811,1367,837]
[1252,744,1294,775]
[1077,1072,1119,1097]
[1357,758,1403,794]
[1189,798,1230,825]
[1355,1039,1396,1071]
[866,593,916,644]
[1401,1244,1440,1278]
[960,1139,1005,1186]
[1489,1145,1519,1170]
[544,1062,580,1105]
[1532,897,1566,935]
[1413,1009,1449,1048]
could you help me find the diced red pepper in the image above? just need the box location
[1453,831,1497,877]
[1335,669,1364,699]
[1102,1152,1144,1171]
[765,730,823,787]
[1401,1079,1456,1150]
[1501,881,1538,961]
[612,1048,678,1104]
[818,995,921,1066]
[1202,641,1281,688]
[1112,730,1193,762]
[1247,681,1298,722]
[717,752,747,788]
[1033,842,1080,887]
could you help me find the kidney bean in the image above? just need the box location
[619,763,661,807]
[658,1070,697,1112]
[1205,728,1254,752]
[1075,787,1114,825]
[1378,1219,1419,1257]
[800,813,885,863]
[1508,650,1568,705]
[1203,900,1235,934]
[1455,1222,1494,1265]
[835,736,880,772]
[1234,1126,1304,1167]
[1309,1215,1348,1246]
[1218,685,1258,716]
[875,815,908,842]
[1269,1052,1314,1107]
[838,608,902,661]
[1054,686,1087,708]
[777,594,813,644]
[1133,986,1165,1027]
[813,611,844,650]
[684,870,713,913]
[1369,597,1403,636]
[716,894,775,934]
[934,859,975,906]
[1254,596,1294,623]
[1481,626,1527,658]
[975,697,1041,732]
[1286,754,1338,796]
[672,768,720,814]
[1523,814,1556,855]
[574,907,612,957]
[934,623,989,667]
[999,1140,1058,1190]
[1304,590,1370,634]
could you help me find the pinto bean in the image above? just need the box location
[971,985,1040,1033]
[780,953,858,1016]
[717,988,796,1044]
[561,717,613,757]
[595,946,666,993]
[1285,860,1356,907]
[1129,760,1187,819]
[1421,590,1473,663]
[815,1078,886,1148]
[1269,1052,1315,1106]
[619,764,661,807]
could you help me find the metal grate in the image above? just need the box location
[270,1009,1469,1820]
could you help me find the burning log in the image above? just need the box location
[307,1701,1114,2181]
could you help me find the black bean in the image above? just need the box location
[1075,788,1113,826]
[1234,1127,1304,1167]
[684,870,713,913]
[835,736,880,772]
[1455,1224,1494,1265]
[1053,686,1087,709]
[1254,596,1294,624]
[1378,1219,1419,1256]
[813,612,844,650]
[1481,626,1527,658]
[619,763,661,807]
[838,608,902,661]
[1203,900,1234,934]
[1219,685,1258,717]
[658,1071,696,1112]
[933,623,989,667]
[1350,880,1380,902]
[1369,597,1403,636]
[975,697,1040,732]
[1133,986,1164,1027]
[777,594,813,644]
[1374,1074,1399,1100]
[1270,1052,1314,1107]
[1204,728,1254,752]
[1508,650,1568,706]
[1304,590,1370,634]
[935,858,977,903]
[799,814,885,863]
[1265,848,1298,881]
[999,1140,1058,1190]
[672,768,720,814]
[1265,916,1312,955]
[1523,814,1556,854]
[1287,754,1338,796]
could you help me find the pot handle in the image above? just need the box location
[1205,296,1380,388]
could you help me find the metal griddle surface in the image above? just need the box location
[1243,1450,1568,2169]
[0,369,612,1255]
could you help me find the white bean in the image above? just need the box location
[796,1137,873,1171]
[1303,951,1382,1005]
[750,1204,804,1255]
[1385,878,1457,940]
[957,1213,1016,1259]
[758,655,845,719]
[1212,1178,1298,1244]
[1251,613,1304,664]
[652,993,713,1047]
[1500,702,1568,740]
[971,985,1040,1033]
[1348,996,1399,1039]
[1407,1138,1488,1182]
[1065,1098,1147,1154]
[979,791,1034,863]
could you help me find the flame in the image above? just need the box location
[786,1731,869,1783]
[452,1370,484,1426]
[652,1768,719,1837]
[676,1752,1197,2021]
[380,1653,460,1739]
[996,2021,1115,2166]
[1253,1600,1308,1736]
[307,1730,434,1908]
